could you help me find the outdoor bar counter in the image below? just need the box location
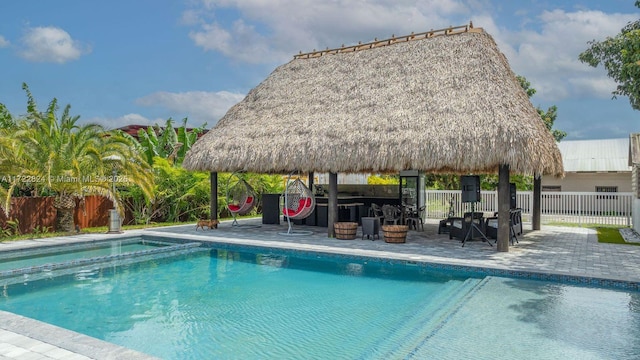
[261,185,400,226]
[311,196,400,227]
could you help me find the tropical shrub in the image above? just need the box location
[0,84,153,232]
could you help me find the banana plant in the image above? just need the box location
[136,117,207,166]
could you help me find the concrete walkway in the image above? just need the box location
[0,219,638,359]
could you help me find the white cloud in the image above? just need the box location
[185,0,468,64]
[19,26,90,63]
[0,35,9,48]
[189,20,278,64]
[183,1,637,104]
[568,76,619,98]
[136,90,245,127]
[180,9,201,26]
[179,0,639,140]
[493,9,636,101]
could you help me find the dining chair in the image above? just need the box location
[381,205,402,225]
[405,205,425,231]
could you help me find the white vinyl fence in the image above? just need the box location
[425,190,633,227]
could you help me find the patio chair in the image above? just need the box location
[369,203,385,226]
[484,208,522,245]
[449,212,486,242]
[381,204,402,225]
[226,174,257,226]
[280,175,315,235]
[405,205,425,231]
[511,208,523,237]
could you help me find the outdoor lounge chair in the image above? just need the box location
[484,208,522,245]
[449,212,485,241]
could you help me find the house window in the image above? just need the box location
[542,185,561,192]
[596,186,618,199]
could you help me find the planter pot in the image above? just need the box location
[334,222,358,240]
[382,225,408,243]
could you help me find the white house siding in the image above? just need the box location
[542,138,631,193]
[542,172,632,192]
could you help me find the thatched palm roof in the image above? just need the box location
[183,24,563,177]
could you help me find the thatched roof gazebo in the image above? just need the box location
[183,23,563,251]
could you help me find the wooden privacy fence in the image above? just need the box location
[0,195,119,234]
[425,190,634,226]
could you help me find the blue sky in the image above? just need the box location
[0,0,639,140]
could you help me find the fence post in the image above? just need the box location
[425,190,431,218]
[627,196,632,227]
[578,194,582,227]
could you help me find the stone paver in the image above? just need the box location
[0,218,638,359]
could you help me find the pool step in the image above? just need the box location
[0,242,206,286]
[370,277,491,359]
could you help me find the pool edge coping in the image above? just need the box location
[141,230,640,292]
[0,310,159,360]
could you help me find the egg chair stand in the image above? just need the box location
[278,174,315,236]
[226,173,260,229]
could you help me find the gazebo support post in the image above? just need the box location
[532,175,541,230]
[497,164,510,252]
[328,172,338,237]
[210,172,218,221]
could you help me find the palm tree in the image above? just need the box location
[0,84,153,232]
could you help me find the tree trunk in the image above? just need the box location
[54,194,76,232]
[210,172,218,220]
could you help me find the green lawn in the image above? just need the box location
[546,222,639,246]
[595,227,640,245]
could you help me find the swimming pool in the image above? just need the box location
[0,237,203,286]
[0,238,171,271]
[0,237,638,359]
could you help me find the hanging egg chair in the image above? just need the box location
[279,173,315,235]
[226,173,257,226]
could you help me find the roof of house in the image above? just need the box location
[558,138,630,172]
[183,24,563,177]
[116,125,208,140]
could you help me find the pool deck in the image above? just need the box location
[0,218,639,359]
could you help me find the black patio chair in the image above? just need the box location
[381,204,402,225]
[405,205,425,231]
[449,212,484,241]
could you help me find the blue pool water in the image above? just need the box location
[0,238,168,271]
[0,240,638,359]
